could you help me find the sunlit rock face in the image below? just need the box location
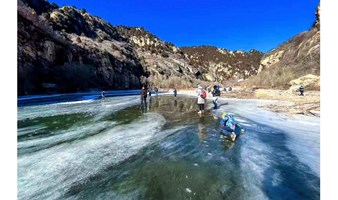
[18,0,145,95]
[18,0,266,95]
[257,4,320,76]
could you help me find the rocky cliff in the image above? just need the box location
[244,4,320,89]
[18,0,147,95]
[18,0,264,95]
[113,26,201,89]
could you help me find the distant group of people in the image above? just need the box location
[140,86,153,104]
[223,87,232,92]
[139,86,161,104]
[138,83,242,141]
[138,83,233,114]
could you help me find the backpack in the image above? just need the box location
[201,90,207,99]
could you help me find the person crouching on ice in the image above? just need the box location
[220,112,238,141]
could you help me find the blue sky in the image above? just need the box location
[50,0,319,53]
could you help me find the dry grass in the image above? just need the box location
[242,66,298,89]
[253,89,320,117]
[151,75,212,90]
[151,76,192,89]
[218,87,320,117]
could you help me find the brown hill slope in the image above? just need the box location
[181,46,263,82]
[243,5,320,89]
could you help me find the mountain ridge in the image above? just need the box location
[18,0,316,95]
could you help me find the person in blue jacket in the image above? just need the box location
[220,112,239,141]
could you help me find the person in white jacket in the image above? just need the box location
[196,85,206,114]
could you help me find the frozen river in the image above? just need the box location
[17,93,320,200]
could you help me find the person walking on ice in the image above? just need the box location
[140,86,147,104]
[212,85,221,109]
[196,85,207,114]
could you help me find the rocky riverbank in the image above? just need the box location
[176,87,320,117]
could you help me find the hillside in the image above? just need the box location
[18,0,202,95]
[181,46,263,83]
[17,0,264,95]
[243,5,320,89]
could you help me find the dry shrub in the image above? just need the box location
[306,84,320,91]
[242,66,298,89]
[152,75,195,89]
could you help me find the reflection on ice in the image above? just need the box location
[18,122,112,154]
